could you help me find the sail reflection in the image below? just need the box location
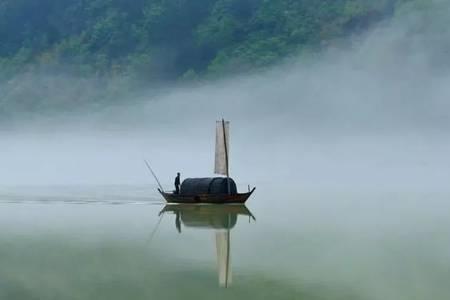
[159,204,256,287]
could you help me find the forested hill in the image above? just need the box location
[0,0,411,82]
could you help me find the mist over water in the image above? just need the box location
[1,2,449,193]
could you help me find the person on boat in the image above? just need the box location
[174,172,181,194]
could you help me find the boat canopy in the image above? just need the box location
[181,177,237,195]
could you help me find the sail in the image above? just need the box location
[215,120,230,176]
[216,230,232,287]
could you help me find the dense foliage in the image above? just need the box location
[0,0,404,82]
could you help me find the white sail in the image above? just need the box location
[215,120,230,176]
[215,230,232,287]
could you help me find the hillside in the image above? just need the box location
[0,0,401,82]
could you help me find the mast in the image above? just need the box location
[222,119,231,195]
[215,119,231,194]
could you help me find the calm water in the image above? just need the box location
[0,185,449,300]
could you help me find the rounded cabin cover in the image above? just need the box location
[180,178,237,195]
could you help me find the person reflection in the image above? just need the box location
[175,211,181,233]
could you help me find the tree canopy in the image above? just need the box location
[0,0,405,82]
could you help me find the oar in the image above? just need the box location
[144,159,165,192]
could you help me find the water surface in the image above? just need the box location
[0,185,448,300]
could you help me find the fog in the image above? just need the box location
[0,2,449,196]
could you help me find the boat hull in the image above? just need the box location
[158,188,255,204]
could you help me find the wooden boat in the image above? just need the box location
[158,187,255,204]
[155,120,255,204]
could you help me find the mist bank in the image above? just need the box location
[0,1,449,190]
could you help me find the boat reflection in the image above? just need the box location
[159,204,256,287]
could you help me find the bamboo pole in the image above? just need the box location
[222,119,231,195]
